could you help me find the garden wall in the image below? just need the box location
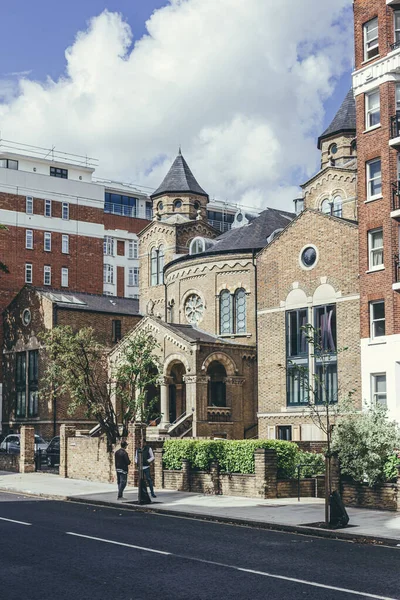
[341,480,399,512]
[0,453,19,472]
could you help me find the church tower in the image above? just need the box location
[138,151,218,318]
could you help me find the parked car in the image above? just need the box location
[0,434,48,455]
[46,436,60,467]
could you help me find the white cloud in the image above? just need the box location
[0,0,353,210]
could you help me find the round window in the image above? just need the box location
[22,309,31,326]
[329,143,338,155]
[193,201,200,211]
[301,246,317,268]
[236,213,243,222]
[157,201,164,211]
[184,294,204,324]
[174,199,182,209]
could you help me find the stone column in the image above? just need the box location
[254,448,277,499]
[154,448,164,489]
[159,377,171,430]
[20,426,35,474]
[181,458,190,492]
[210,461,221,495]
[127,422,145,486]
[59,425,76,479]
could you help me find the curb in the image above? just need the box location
[65,495,400,548]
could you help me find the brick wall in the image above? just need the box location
[353,0,391,72]
[66,435,115,483]
[341,480,398,511]
[0,453,19,472]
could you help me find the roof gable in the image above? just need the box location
[151,151,208,199]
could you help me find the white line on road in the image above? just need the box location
[66,532,170,555]
[0,516,31,526]
[65,531,398,600]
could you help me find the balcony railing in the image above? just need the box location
[394,254,400,285]
[208,219,232,232]
[207,406,231,422]
[390,113,400,140]
[392,181,400,212]
[391,40,400,52]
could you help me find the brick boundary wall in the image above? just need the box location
[0,453,19,472]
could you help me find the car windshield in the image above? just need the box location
[34,436,45,444]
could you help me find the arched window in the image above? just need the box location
[235,288,247,333]
[158,245,164,285]
[321,199,331,214]
[190,237,205,255]
[219,289,247,334]
[220,290,233,334]
[207,361,227,407]
[150,245,164,286]
[150,247,158,286]
[332,195,342,218]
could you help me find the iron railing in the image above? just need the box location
[390,112,400,139]
[391,40,400,52]
[394,254,400,284]
[392,181,400,211]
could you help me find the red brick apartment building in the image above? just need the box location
[353,0,400,419]
[0,142,152,432]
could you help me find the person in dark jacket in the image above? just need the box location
[115,440,131,500]
[135,441,156,498]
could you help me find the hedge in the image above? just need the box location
[162,439,325,479]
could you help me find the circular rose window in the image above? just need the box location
[184,294,204,324]
[301,246,317,268]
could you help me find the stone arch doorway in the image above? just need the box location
[168,362,186,423]
[207,361,227,407]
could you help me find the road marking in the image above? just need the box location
[0,516,31,526]
[66,532,171,555]
[66,531,398,599]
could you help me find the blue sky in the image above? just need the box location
[0,1,354,209]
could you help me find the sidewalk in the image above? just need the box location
[1,470,400,546]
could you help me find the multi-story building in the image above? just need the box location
[353,0,400,419]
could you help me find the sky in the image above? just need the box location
[0,0,354,210]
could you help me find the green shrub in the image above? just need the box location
[383,454,399,482]
[162,439,300,478]
[297,451,325,478]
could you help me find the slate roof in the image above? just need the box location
[151,151,208,199]
[161,321,233,344]
[37,288,140,315]
[208,206,295,254]
[318,88,356,149]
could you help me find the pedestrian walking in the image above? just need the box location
[136,440,156,498]
[115,440,131,500]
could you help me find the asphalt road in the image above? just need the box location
[0,491,399,600]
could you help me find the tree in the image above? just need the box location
[284,323,354,523]
[112,329,161,441]
[332,402,400,486]
[41,326,160,451]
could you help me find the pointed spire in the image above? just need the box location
[317,88,356,149]
[151,152,208,199]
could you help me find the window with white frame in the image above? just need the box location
[62,234,69,254]
[370,301,385,338]
[372,373,387,406]
[44,265,51,286]
[368,228,384,269]
[128,267,139,286]
[150,246,164,286]
[103,264,114,284]
[103,236,114,256]
[128,240,138,259]
[61,267,69,288]
[366,159,382,200]
[395,11,400,45]
[363,17,379,61]
[45,199,52,217]
[25,230,33,250]
[365,89,380,129]
[25,263,32,284]
[190,237,205,255]
[44,232,51,252]
[26,196,33,215]
[62,202,69,220]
